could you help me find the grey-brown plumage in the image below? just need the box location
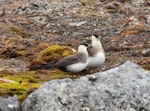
[30,44,89,72]
[56,52,88,72]
[87,35,105,69]
[89,44,104,57]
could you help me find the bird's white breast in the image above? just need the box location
[66,62,88,72]
[87,52,105,68]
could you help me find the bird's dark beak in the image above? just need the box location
[85,37,90,40]
[99,36,102,39]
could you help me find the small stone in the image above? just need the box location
[69,21,87,26]
[142,49,150,56]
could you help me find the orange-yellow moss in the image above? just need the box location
[120,24,150,37]
[121,29,140,36]
[36,42,49,51]
[16,50,26,57]
[9,26,28,38]
[29,60,47,68]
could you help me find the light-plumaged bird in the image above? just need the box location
[87,35,105,70]
[30,44,89,73]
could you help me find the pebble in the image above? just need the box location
[142,49,150,56]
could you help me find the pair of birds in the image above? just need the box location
[30,35,105,73]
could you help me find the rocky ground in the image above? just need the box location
[0,0,150,101]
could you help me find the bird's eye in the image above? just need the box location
[93,34,99,38]
[81,43,88,47]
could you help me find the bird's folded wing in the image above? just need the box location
[56,55,80,68]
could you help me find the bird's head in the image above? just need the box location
[91,34,101,41]
[78,43,88,53]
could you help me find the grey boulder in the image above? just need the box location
[0,95,20,111]
[21,61,150,111]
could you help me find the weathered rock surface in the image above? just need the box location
[21,61,150,111]
[0,95,20,111]
[0,59,28,72]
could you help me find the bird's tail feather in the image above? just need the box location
[40,62,56,69]
[29,61,57,70]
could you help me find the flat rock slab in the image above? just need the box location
[21,61,150,111]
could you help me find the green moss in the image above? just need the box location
[62,50,74,57]
[28,71,37,75]
[0,83,26,95]
[0,72,40,97]
[39,45,64,56]
[40,53,61,62]
[38,45,74,62]
[3,76,28,82]
[0,70,12,77]
[0,81,40,96]
[28,76,38,83]
[48,70,65,80]
[47,69,75,80]
[0,65,77,101]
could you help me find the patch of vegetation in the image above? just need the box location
[0,71,40,101]
[37,45,74,62]
[1,48,22,58]
[120,29,140,36]
[0,69,77,102]
[9,26,28,38]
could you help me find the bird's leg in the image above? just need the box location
[70,72,78,79]
[89,68,92,74]
[97,67,104,72]
[83,68,92,74]
[71,72,79,79]
[75,72,79,78]
[88,68,96,74]
[71,72,74,79]
[97,68,101,72]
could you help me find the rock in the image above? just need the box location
[69,20,87,26]
[0,59,28,72]
[142,49,150,57]
[146,15,150,24]
[0,95,20,111]
[14,2,49,15]
[21,61,150,111]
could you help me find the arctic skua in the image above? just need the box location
[87,35,105,70]
[30,44,89,73]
